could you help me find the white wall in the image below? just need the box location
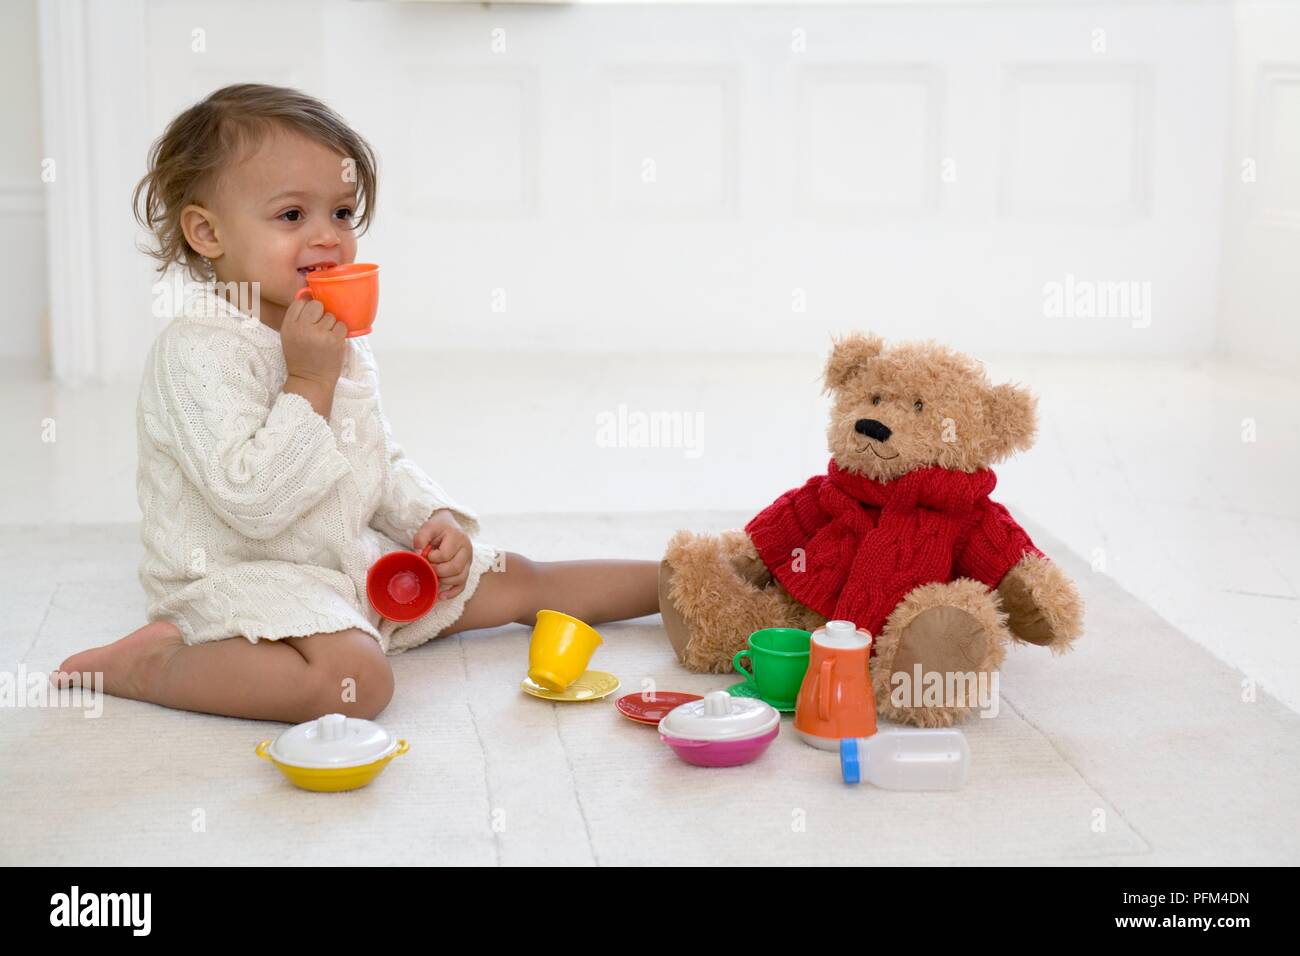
[38,0,1242,382]
[0,0,48,368]
[1218,0,1300,376]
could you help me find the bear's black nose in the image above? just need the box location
[855,419,892,442]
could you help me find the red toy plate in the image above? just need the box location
[616,691,703,725]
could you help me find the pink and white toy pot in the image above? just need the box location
[658,690,780,767]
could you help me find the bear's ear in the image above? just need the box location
[981,383,1038,461]
[823,333,884,393]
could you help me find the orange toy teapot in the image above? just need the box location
[794,620,877,750]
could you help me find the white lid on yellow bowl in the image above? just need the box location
[659,691,780,742]
[269,714,399,769]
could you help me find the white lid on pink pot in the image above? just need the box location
[659,691,779,742]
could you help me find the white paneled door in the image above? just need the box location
[1219,0,1300,375]
[40,0,1235,383]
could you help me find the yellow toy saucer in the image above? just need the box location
[520,669,620,702]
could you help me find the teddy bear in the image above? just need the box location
[657,333,1084,728]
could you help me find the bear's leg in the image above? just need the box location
[871,579,1010,728]
[659,529,811,673]
[658,559,695,662]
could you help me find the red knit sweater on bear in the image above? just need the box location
[745,459,1042,642]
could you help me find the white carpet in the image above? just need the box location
[2,513,1297,865]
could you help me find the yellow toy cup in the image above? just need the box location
[528,609,603,692]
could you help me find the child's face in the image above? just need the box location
[188,125,360,314]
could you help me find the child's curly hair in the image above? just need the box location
[132,83,378,281]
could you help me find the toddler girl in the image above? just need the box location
[52,84,660,722]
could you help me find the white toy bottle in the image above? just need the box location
[839,728,970,790]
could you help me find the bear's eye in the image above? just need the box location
[913,399,924,412]
[871,395,882,406]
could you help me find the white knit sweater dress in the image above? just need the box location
[136,285,498,655]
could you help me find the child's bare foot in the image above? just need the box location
[51,620,185,701]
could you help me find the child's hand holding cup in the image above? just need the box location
[293,263,380,337]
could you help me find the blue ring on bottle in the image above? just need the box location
[840,737,860,785]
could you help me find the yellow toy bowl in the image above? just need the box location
[255,713,409,792]
[528,609,604,693]
[255,738,409,792]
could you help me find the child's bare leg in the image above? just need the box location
[52,622,393,723]
[443,553,659,634]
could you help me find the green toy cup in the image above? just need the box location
[732,628,812,708]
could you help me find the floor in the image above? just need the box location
[4,513,1297,865]
[2,350,1297,714]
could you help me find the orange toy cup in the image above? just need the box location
[294,263,379,337]
[366,543,439,622]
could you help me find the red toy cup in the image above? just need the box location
[366,544,439,622]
